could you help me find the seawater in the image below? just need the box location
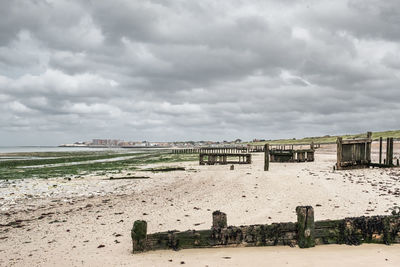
[0,146,157,154]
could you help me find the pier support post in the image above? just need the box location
[296,206,315,248]
[131,220,147,253]
[379,137,383,164]
[389,138,394,166]
[337,137,343,170]
[264,144,269,171]
[212,211,227,229]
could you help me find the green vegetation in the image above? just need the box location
[0,150,197,180]
[249,130,400,145]
[0,152,144,168]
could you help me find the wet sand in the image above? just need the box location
[133,244,400,267]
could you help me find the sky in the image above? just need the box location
[1,0,400,145]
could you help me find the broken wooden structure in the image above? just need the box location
[269,143,315,163]
[336,132,398,170]
[172,147,250,154]
[131,206,400,253]
[199,153,251,165]
[172,143,321,155]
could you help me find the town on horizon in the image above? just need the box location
[59,138,248,148]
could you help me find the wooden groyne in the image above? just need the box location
[172,147,250,154]
[269,149,315,162]
[263,143,315,164]
[131,206,400,253]
[199,153,251,165]
[336,132,399,170]
[172,143,320,155]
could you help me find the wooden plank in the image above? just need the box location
[341,139,371,145]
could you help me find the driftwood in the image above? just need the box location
[143,167,185,172]
[108,176,149,180]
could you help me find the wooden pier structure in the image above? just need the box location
[172,143,320,155]
[199,153,251,165]
[173,147,250,154]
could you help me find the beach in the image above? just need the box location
[0,144,399,266]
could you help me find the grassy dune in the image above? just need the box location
[249,130,400,145]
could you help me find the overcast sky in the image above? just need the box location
[1,0,399,145]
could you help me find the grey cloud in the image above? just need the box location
[0,0,400,145]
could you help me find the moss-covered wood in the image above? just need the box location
[131,208,400,253]
[314,219,342,244]
[341,215,399,245]
[131,220,147,253]
[296,206,315,248]
[212,211,227,228]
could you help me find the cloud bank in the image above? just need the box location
[1,0,400,145]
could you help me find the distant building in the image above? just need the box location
[91,139,120,147]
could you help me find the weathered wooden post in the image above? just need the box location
[264,143,269,171]
[379,137,383,164]
[386,138,390,166]
[389,138,394,166]
[212,211,227,228]
[296,206,315,248]
[337,137,343,170]
[367,132,372,163]
[131,220,147,253]
[385,137,394,166]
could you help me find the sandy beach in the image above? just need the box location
[1,144,399,266]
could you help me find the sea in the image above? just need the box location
[0,146,127,153]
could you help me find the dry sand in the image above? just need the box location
[0,144,399,266]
